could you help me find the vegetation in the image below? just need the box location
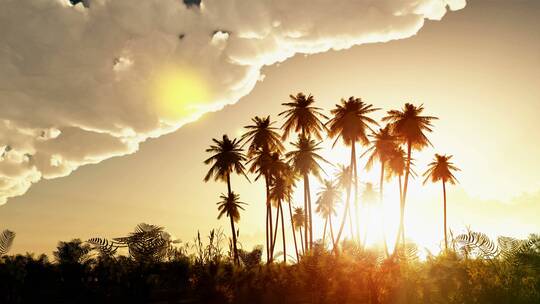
[0,227,538,303]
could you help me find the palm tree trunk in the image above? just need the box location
[266,175,273,262]
[352,143,361,246]
[393,174,404,254]
[380,161,389,258]
[306,176,313,249]
[322,218,328,245]
[303,174,310,251]
[329,215,336,246]
[443,180,448,251]
[288,202,300,261]
[226,173,239,265]
[266,208,270,262]
[299,227,305,254]
[280,201,286,262]
[333,151,354,251]
[400,142,412,248]
[271,202,280,258]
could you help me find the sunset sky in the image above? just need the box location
[0,0,539,256]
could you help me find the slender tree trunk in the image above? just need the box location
[333,151,354,251]
[393,174,405,254]
[443,180,448,251]
[288,202,300,261]
[322,218,328,245]
[266,175,274,262]
[280,201,286,262]
[380,161,389,258]
[303,174,310,251]
[271,202,280,258]
[226,174,239,265]
[401,142,412,248]
[329,215,336,246]
[352,143,361,246]
[299,227,305,254]
[307,176,313,249]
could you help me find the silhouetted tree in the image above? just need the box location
[280,93,328,249]
[315,180,340,248]
[204,134,248,264]
[383,103,437,252]
[363,124,398,256]
[423,154,460,250]
[327,97,379,247]
[217,192,247,264]
[286,135,328,250]
[241,116,283,262]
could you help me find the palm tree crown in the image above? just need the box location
[326,96,379,146]
[382,103,438,149]
[285,135,328,178]
[241,116,284,157]
[363,124,398,170]
[315,180,341,218]
[279,93,328,140]
[423,154,460,185]
[292,207,306,230]
[217,192,247,223]
[204,135,248,182]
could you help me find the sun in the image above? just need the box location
[153,67,209,122]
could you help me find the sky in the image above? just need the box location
[0,0,539,256]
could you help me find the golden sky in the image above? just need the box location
[1,0,539,255]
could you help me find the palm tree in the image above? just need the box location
[292,207,306,254]
[269,164,298,262]
[383,103,437,252]
[315,180,341,248]
[423,154,460,250]
[327,97,379,246]
[217,192,247,265]
[386,147,407,249]
[333,164,354,247]
[279,92,328,140]
[204,134,248,264]
[362,124,397,255]
[241,116,283,262]
[286,135,328,250]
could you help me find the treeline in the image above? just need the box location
[0,226,539,303]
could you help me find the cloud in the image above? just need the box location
[0,0,466,204]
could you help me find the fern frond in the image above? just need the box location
[0,230,15,255]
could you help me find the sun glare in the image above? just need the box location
[154,67,209,122]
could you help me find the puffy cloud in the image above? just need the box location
[0,0,466,204]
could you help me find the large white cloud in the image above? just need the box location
[0,0,466,204]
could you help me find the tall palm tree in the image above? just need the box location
[383,103,437,252]
[217,192,247,265]
[241,116,284,262]
[362,125,397,255]
[269,163,297,262]
[279,93,328,140]
[423,154,460,250]
[333,164,354,247]
[204,135,248,264]
[292,207,306,254]
[327,97,379,247]
[386,147,407,249]
[315,180,341,248]
[286,135,328,250]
